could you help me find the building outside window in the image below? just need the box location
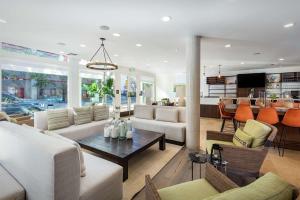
[1,69,67,116]
[120,74,128,111]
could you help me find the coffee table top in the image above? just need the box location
[77,128,165,160]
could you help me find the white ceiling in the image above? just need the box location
[0,0,299,74]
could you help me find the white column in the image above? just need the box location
[68,59,80,107]
[186,36,201,150]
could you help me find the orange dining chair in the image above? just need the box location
[257,107,279,125]
[234,105,254,129]
[218,102,235,132]
[279,109,300,157]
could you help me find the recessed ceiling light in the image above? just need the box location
[0,19,7,23]
[57,42,66,46]
[59,51,65,54]
[279,58,285,61]
[113,54,119,57]
[241,62,245,65]
[146,64,151,66]
[224,44,231,48]
[112,33,121,37]
[80,44,86,47]
[161,16,172,22]
[136,44,142,47]
[99,25,110,30]
[283,23,295,28]
[163,60,168,63]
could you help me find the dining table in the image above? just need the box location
[224,104,289,116]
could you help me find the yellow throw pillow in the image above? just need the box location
[243,120,271,148]
[233,128,253,148]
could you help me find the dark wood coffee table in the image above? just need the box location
[77,128,166,181]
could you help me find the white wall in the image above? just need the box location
[156,73,186,101]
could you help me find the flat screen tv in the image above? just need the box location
[237,73,266,88]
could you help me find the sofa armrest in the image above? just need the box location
[205,163,239,193]
[207,131,234,142]
[145,175,161,200]
[219,144,268,176]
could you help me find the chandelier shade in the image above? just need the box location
[86,38,118,71]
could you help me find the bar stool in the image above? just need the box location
[218,102,235,132]
[234,105,254,130]
[257,107,279,125]
[279,109,300,157]
[256,107,280,149]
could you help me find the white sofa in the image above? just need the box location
[131,105,186,145]
[0,121,123,200]
[34,108,110,140]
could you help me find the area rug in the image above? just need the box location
[123,143,183,200]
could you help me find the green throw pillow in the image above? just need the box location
[243,120,271,148]
[205,172,294,200]
[232,128,253,147]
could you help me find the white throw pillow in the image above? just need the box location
[47,133,86,177]
[134,105,154,120]
[155,108,178,123]
[93,105,109,121]
[73,106,92,125]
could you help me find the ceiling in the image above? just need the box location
[0,0,299,74]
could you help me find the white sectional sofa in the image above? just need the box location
[34,108,110,140]
[0,121,123,200]
[131,105,186,145]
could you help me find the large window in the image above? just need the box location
[1,69,67,116]
[141,81,154,105]
[120,75,128,111]
[81,73,114,107]
[81,78,102,106]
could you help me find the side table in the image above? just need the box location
[189,152,207,180]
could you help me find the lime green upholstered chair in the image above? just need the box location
[206,120,277,178]
[145,164,299,200]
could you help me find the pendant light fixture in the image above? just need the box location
[86,38,118,71]
[218,65,221,78]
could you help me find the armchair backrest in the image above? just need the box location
[0,122,81,200]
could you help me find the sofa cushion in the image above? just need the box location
[47,109,70,130]
[79,152,123,200]
[48,133,86,177]
[93,105,109,121]
[74,107,93,125]
[131,117,186,142]
[0,165,25,200]
[47,119,110,140]
[209,172,293,200]
[158,179,219,200]
[156,108,178,123]
[206,140,234,154]
[134,105,154,120]
[243,120,271,148]
[232,128,253,148]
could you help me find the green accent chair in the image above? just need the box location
[206,120,278,178]
[145,164,300,200]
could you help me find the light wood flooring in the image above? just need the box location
[133,117,300,200]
